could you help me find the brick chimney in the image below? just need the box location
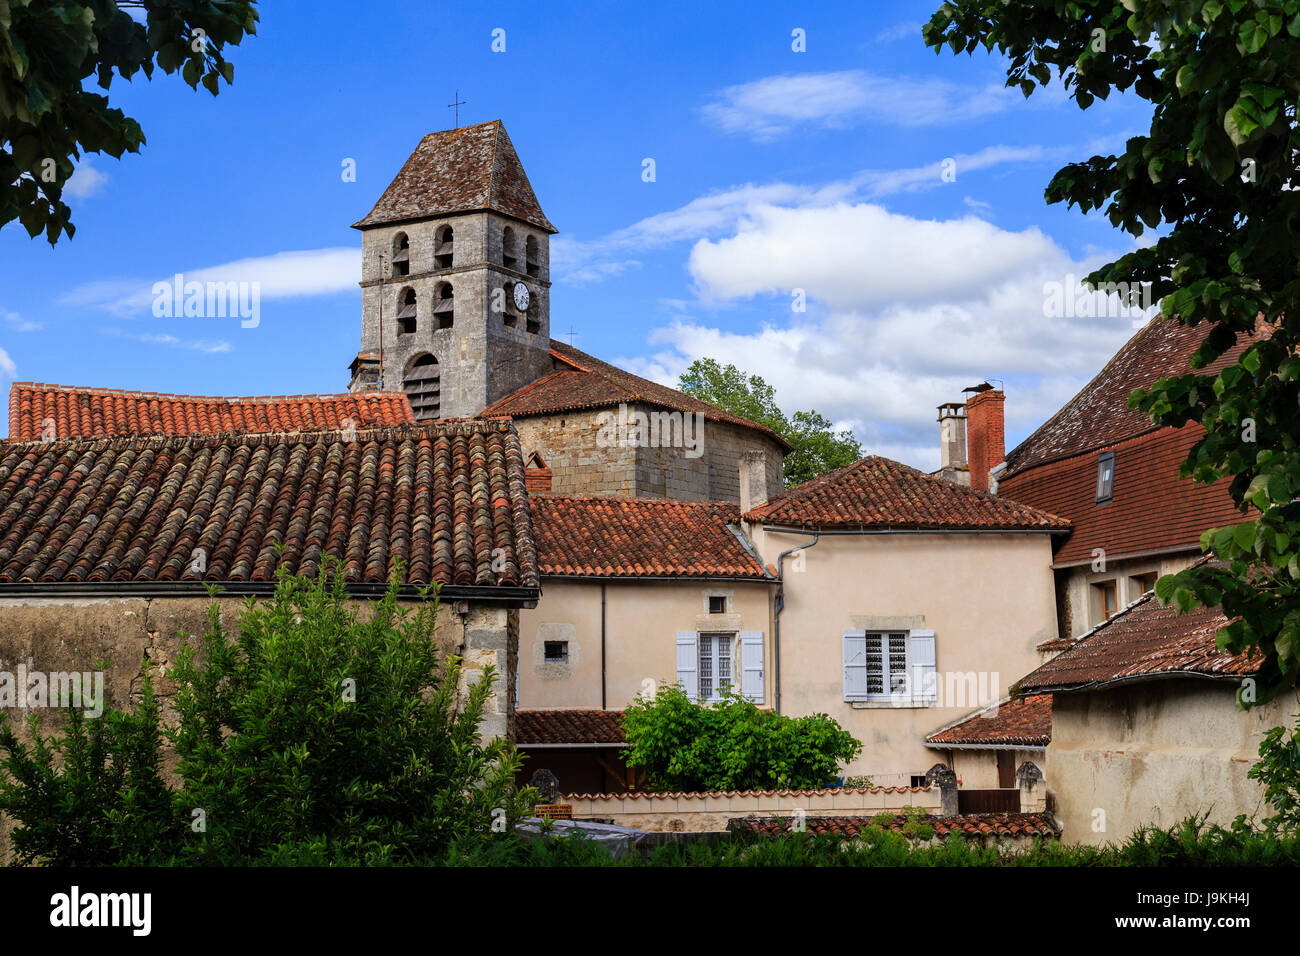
[524,451,552,494]
[739,450,769,513]
[964,385,1005,493]
[936,402,969,486]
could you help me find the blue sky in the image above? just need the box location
[0,0,1157,469]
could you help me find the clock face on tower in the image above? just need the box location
[512,281,530,313]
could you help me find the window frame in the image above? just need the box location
[543,640,568,663]
[697,632,734,703]
[1095,451,1116,503]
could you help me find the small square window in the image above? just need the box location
[1095,580,1118,620]
[708,595,727,614]
[543,641,568,662]
[1095,451,1115,502]
[909,775,929,789]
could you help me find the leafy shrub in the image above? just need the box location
[1250,714,1300,833]
[620,685,861,792]
[0,563,534,866]
[0,681,179,866]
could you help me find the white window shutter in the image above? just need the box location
[910,630,937,704]
[676,631,699,702]
[842,630,868,700]
[740,631,765,704]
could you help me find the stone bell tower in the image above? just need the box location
[348,120,557,419]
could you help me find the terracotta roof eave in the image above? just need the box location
[755,521,1070,534]
[924,740,1049,750]
[539,571,774,583]
[0,581,542,603]
[1019,669,1257,696]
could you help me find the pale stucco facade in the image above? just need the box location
[745,527,1060,787]
[518,578,775,711]
[1045,680,1299,845]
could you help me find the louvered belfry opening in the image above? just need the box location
[433,281,454,330]
[525,234,539,277]
[435,225,454,269]
[502,225,517,270]
[397,287,417,335]
[405,353,440,420]
[392,232,410,277]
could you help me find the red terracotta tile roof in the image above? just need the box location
[516,710,625,745]
[564,785,928,800]
[925,695,1052,748]
[352,120,555,233]
[532,495,770,579]
[1017,575,1257,693]
[998,423,1247,566]
[7,382,414,442]
[482,342,792,451]
[731,813,1060,840]
[0,419,539,591]
[1003,317,1265,479]
[743,455,1071,532]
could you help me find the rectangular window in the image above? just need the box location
[698,633,733,702]
[543,641,568,662]
[708,595,727,614]
[865,631,910,698]
[1096,580,1118,620]
[1096,451,1115,502]
[1132,572,1158,596]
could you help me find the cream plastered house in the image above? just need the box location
[738,451,1069,788]
[514,448,1069,795]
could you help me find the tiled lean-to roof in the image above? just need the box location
[925,695,1053,749]
[743,455,1070,532]
[516,710,626,746]
[352,120,556,232]
[7,382,414,442]
[732,813,1061,840]
[482,341,791,451]
[1017,580,1256,694]
[0,420,538,593]
[531,495,770,579]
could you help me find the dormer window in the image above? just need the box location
[433,282,454,329]
[392,233,410,277]
[396,287,417,335]
[502,226,517,271]
[435,226,454,270]
[525,235,539,278]
[1095,451,1115,503]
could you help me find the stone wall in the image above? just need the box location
[512,407,786,502]
[0,592,516,862]
[1048,680,1298,845]
[562,786,941,832]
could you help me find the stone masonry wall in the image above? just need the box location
[513,407,786,501]
[0,593,514,862]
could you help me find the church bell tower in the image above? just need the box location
[349,120,557,419]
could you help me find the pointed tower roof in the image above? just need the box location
[352,120,556,233]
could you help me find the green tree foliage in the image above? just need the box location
[1251,714,1300,832]
[925,1,1300,703]
[677,358,862,486]
[1,0,259,244]
[620,684,862,792]
[0,565,533,865]
[0,681,178,865]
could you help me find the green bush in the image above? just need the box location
[0,563,534,866]
[620,685,862,792]
[1250,714,1300,834]
[0,681,179,866]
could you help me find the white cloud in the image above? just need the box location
[0,347,15,378]
[2,309,41,332]
[876,21,923,43]
[62,247,359,316]
[701,70,1021,140]
[64,158,108,199]
[100,327,232,354]
[616,200,1147,471]
[551,146,1049,284]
